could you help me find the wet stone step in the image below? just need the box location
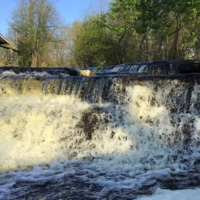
[1,60,200,77]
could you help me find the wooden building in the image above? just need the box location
[0,34,18,65]
[0,34,17,51]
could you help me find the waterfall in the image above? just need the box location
[1,61,200,199]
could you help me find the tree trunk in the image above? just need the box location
[171,16,180,60]
[31,52,38,67]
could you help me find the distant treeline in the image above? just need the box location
[6,0,200,67]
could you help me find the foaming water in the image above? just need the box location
[1,73,200,199]
[138,188,200,200]
[0,94,91,169]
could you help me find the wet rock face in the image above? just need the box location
[76,107,123,140]
[0,66,94,77]
[77,108,112,140]
[1,60,200,77]
[95,60,200,75]
[77,108,101,140]
[78,70,91,76]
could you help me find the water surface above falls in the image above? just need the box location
[1,61,200,199]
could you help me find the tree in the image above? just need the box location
[10,0,60,67]
[109,0,200,60]
[42,22,82,67]
[72,15,121,67]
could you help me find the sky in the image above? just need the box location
[0,0,110,36]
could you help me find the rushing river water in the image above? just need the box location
[1,61,200,199]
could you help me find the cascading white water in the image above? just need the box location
[1,69,200,199]
[0,76,200,171]
[0,94,90,169]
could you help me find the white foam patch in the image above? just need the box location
[138,188,200,200]
[0,83,199,172]
[1,71,16,76]
[0,94,91,170]
[0,79,200,198]
[0,94,134,171]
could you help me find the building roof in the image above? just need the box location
[0,33,17,51]
[0,34,11,45]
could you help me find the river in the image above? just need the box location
[0,61,200,199]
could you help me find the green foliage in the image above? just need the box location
[72,15,122,67]
[8,0,200,67]
[106,0,200,61]
[10,0,60,66]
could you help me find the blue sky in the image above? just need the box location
[0,0,110,36]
